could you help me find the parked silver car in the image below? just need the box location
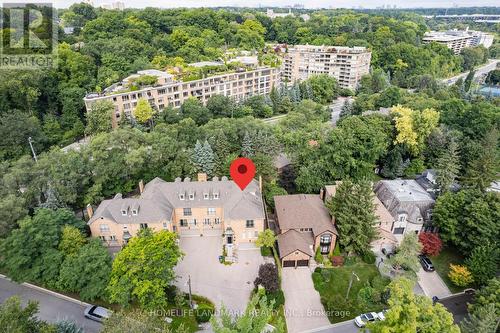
[84,305,111,323]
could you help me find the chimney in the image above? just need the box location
[86,204,94,219]
[198,173,208,182]
[259,175,263,192]
[139,180,144,194]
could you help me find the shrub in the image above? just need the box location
[260,246,272,257]
[361,250,376,264]
[315,247,324,264]
[195,304,214,323]
[357,282,375,304]
[331,256,344,267]
[448,264,474,287]
[254,263,279,293]
[418,232,443,256]
[332,242,341,256]
[266,290,285,309]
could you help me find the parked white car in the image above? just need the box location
[354,312,379,327]
[84,305,111,323]
[377,310,388,321]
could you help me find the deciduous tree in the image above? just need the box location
[465,243,499,286]
[385,233,422,280]
[366,278,459,333]
[107,229,183,309]
[418,232,443,256]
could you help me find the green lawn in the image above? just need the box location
[312,261,390,324]
[431,247,466,294]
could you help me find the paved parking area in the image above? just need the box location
[282,268,330,333]
[174,234,264,314]
[417,268,451,299]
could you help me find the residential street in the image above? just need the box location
[282,268,331,333]
[441,59,499,85]
[302,320,358,333]
[0,276,102,333]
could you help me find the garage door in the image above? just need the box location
[283,260,295,267]
[297,260,309,267]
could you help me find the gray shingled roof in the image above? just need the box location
[88,177,265,225]
[274,194,338,237]
[277,229,314,259]
[374,180,435,224]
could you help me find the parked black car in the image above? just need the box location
[419,254,435,272]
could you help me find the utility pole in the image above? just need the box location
[345,271,360,300]
[28,137,38,163]
[187,275,193,308]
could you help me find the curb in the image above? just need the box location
[300,320,355,332]
[0,274,91,307]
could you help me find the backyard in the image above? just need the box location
[431,247,466,294]
[312,260,391,324]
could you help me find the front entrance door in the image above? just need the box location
[227,236,233,244]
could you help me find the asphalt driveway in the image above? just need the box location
[282,268,330,333]
[417,268,452,299]
[174,234,264,314]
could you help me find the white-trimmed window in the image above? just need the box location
[203,218,210,225]
[214,218,220,224]
[132,209,138,216]
[207,207,216,215]
[180,219,188,227]
[179,193,185,200]
[246,220,254,228]
[203,193,209,200]
[320,234,332,244]
[213,192,219,199]
[140,223,148,229]
[163,223,168,229]
[121,209,127,216]
[188,193,195,200]
[99,224,110,232]
[183,208,192,216]
[99,236,106,241]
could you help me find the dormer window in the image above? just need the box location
[189,193,194,200]
[121,209,127,216]
[213,192,219,200]
[179,193,185,200]
[132,209,138,216]
[203,193,209,200]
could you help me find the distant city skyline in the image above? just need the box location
[50,0,500,9]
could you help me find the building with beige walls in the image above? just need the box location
[282,45,371,89]
[274,194,338,268]
[87,174,266,255]
[84,66,280,127]
[422,29,494,54]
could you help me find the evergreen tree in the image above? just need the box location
[192,140,215,176]
[464,69,476,92]
[290,83,301,103]
[435,138,460,194]
[241,131,254,157]
[202,140,215,176]
[269,87,281,114]
[385,233,422,280]
[210,129,230,174]
[460,304,498,333]
[465,128,498,191]
[326,180,377,256]
[339,99,353,119]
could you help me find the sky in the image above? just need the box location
[49,0,500,9]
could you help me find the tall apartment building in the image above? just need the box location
[422,29,494,54]
[282,45,372,89]
[84,66,280,126]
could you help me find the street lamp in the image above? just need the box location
[345,271,360,300]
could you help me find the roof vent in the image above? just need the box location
[184,177,191,182]
[221,176,228,181]
[174,177,182,182]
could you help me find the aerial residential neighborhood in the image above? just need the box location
[0,2,499,333]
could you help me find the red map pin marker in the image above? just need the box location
[230,157,256,191]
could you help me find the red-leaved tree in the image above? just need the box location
[418,232,443,256]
